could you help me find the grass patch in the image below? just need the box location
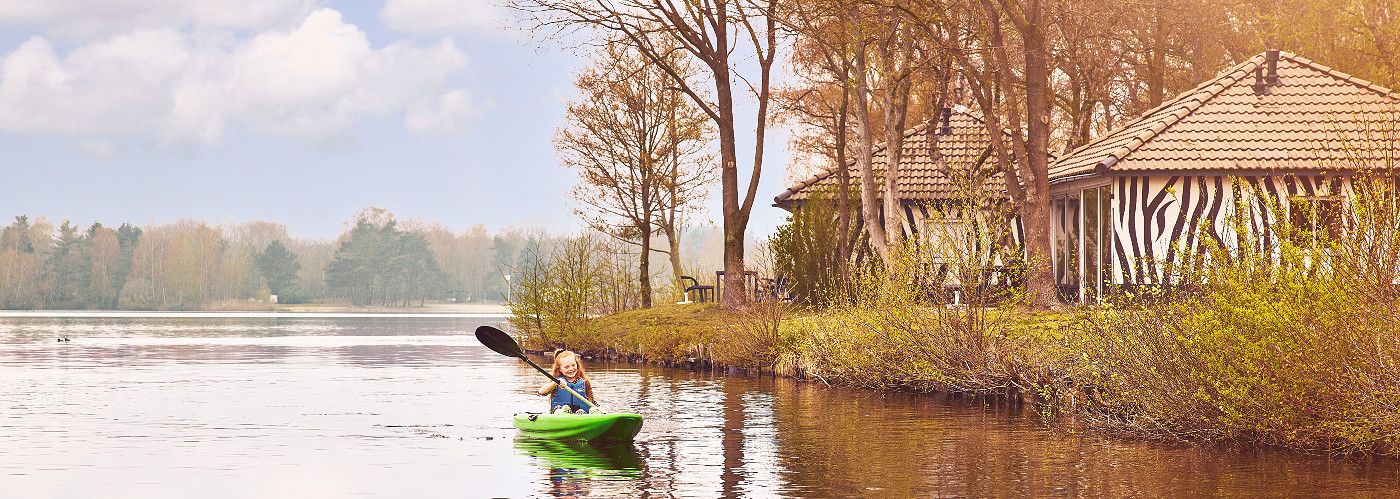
[543,301,1071,389]
[528,303,732,364]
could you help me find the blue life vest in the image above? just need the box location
[550,377,592,411]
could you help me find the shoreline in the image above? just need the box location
[0,301,512,317]
[524,302,1400,458]
[275,301,510,315]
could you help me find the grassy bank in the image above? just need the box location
[511,177,1400,456]
[518,302,800,371]
[521,300,1072,392]
[575,303,731,365]
[521,289,1400,457]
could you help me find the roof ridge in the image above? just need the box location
[1281,51,1400,100]
[1057,60,1252,160]
[774,109,986,204]
[1086,55,1265,173]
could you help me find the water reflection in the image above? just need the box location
[516,439,643,497]
[2,315,1398,498]
[606,369,1400,498]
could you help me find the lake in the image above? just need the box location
[2,314,1396,497]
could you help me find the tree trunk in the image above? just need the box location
[715,58,748,309]
[1020,0,1058,308]
[879,36,914,271]
[665,223,684,293]
[835,80,852,271]
[639,225,653,308]
[983,0,1056,307]
[851,49,892,265]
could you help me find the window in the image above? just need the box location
[1053,198,1066,284]
[1065,195,1080,287]
[1078,185,1114,304]
[1082,187,1098,300]
[1052,197,1080,287]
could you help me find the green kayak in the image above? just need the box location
[513,412,644,441]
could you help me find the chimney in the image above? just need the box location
[938,107,953,136]
[1266,49,1280,85]
[1253,66,1268,95]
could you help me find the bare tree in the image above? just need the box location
[875,0,1055,305]
[557,42,715,308]
[782,0,952,278]
[775,0,861,272]
[654,114,719,298]
[515,0,779,309]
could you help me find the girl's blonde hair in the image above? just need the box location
[550,349,590,380]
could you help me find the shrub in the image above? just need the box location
[509,234,602,350]
[770,189,865,308]
[797,246,1040,393]
[1064,173,1400,454]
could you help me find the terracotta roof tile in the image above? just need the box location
[1049,51,1400,181]
[774,109,1007,207]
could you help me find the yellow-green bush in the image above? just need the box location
[1065,174,1400,454]
[509,235,601,350]
[792,251,1048,394]
[580,303,727,362]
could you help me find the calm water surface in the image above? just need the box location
[2,314,1397,497]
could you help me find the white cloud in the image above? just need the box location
[0,0,318,40]
[406,89,475,133]
[228,9,375,139]
[0,32,191,136]
[77,138,121,160]
[379,0,504,35]
[0,8,476,148]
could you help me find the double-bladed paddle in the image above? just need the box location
[474,325,601,410]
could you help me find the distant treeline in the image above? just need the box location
[0,208,567,310]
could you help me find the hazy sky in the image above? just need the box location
[0,0,791,240]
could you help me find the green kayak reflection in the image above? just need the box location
[515,437,643,471]
[516,438,645,497]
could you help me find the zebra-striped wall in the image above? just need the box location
[901,201,1025,241]
[790,198,1026,268]
[901,200,1026,260]
[1054,173,1351,294]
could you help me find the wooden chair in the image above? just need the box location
[679,276,714,303]
[715,270,759,302]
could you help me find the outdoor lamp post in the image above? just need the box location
[504,274,511,302]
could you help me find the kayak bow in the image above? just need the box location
[513,412,644,441]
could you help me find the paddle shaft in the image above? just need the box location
[473,325,601,410]
[519,354,600,409]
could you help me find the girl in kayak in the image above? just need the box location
[537,349,595,414]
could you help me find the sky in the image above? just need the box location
[0,0,793,241]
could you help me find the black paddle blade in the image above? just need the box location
[475,325,524,358]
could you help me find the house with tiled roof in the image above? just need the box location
[1048,50,1400,303]
[774,107,1020,244]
